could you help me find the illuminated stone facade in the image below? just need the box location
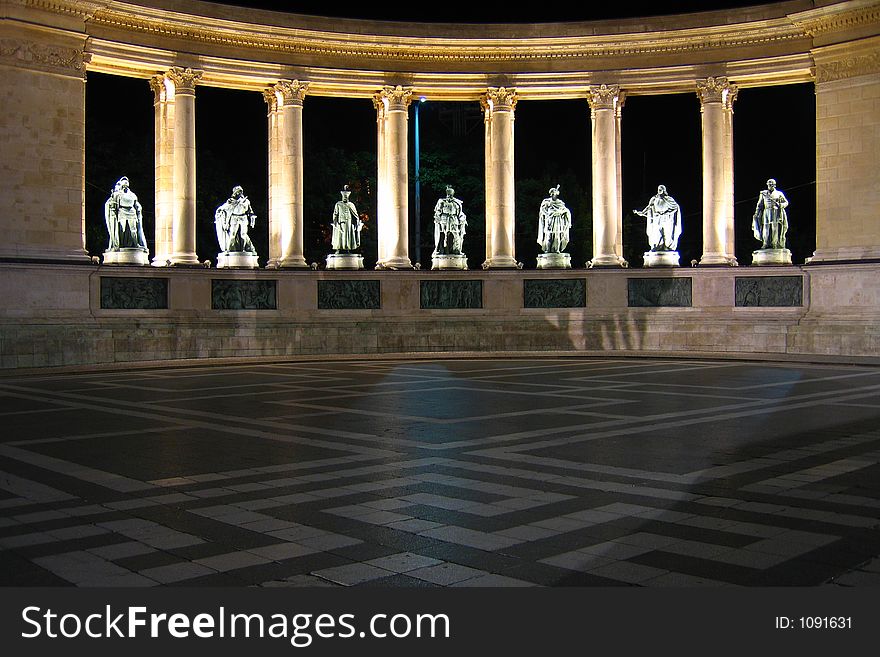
[0,0,878,367]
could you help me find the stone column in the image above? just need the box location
[0,27,90,262]
[482,99,494,267]
[587,84,627,267]
[165,67,202,266]
[697,76,738,266]
[482,87,518,269]
[808,39,880,263]
[150,74,174,266]
[264,80,309,268]
[374,85,413,269]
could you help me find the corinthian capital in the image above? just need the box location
[586,84,624,112]
[274,80,309,106]
[696,77,738,109]
[481,87,518,112]
[165,67,203,94]
[374,85,413,111]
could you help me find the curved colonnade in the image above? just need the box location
[1,0,878,367]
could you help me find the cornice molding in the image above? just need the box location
[80,1,817,68]
[790,0,880,40]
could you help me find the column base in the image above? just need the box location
[587,255,628,268]
[537,253,571,269]
[751,248,792,266]
[643,251,680,267]
[103,248,150,266]
[375,257,413,270]
[699,253,738,266]
[151,254,172,267]
[278,255,310,269]
[432,254,468,270]
[217,252,259,269]
[482,255,520,269]
[170,252,201,266]
[326,253,364,270]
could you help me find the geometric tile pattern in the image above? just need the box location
[1,358,879,587]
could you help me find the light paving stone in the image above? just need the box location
[451,574,536,587]
[246,543,320,561]
[34,551,132,584]
[193,551,272,572]
[47,525,110,540]
[418,525,521,551]
[0,532,58,548]
[385,518,445,533]
[494,525,559,541]
[833,570,880,586]
[139,562,218,584]
[356,510,414,525]
[88,541,157,561]
[540,551,616,572]
[643,572,732,587]
[313,563,393,586]
[262,575,340,587]
[238,519,302,533]
[361,499,415,511]
[364,553,444,573]
[267,525,329,542]
[407,563,488,586]
[578,541,653,560]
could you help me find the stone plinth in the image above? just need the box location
[643,251,680,267]
[537,253,571,269]
[752,248,792,266]
[217,252,259,269]
[432,254,468,270]
[102,248,150,266]
[326,253,364,270]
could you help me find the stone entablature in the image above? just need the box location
[2,0,866,96]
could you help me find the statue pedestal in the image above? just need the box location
[217,252,258,269]
[751,248,792,266]
[326,253,364,270]
[643,251,680,267]
[432,254,468,270]
[537,253,571,269]
[103,248,149,266]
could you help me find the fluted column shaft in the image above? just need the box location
[165,67,202,266]
[588,85,627,267]
[150,74,175,266]
[698,77,738,266]
[265,80,308,268]
[374,86,413,269]
[482,87,518,269]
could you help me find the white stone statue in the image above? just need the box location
[326,185,364,270]
[538,185,571,253]
[103,176,149,265]
[751,178,791,265]
[432,185,468,270]
[752,178,789,250]
[634,184,682,267]
[635,185,681,252]
[331,185,362,252]
[536,185,572,269]
[214,185,258,268]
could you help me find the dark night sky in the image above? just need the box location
[85,1,816,267]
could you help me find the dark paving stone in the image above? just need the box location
[0,551,73,585]
[631,551,755,585]
[24,429,353,480]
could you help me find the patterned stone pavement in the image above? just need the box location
[1,357,879,587]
